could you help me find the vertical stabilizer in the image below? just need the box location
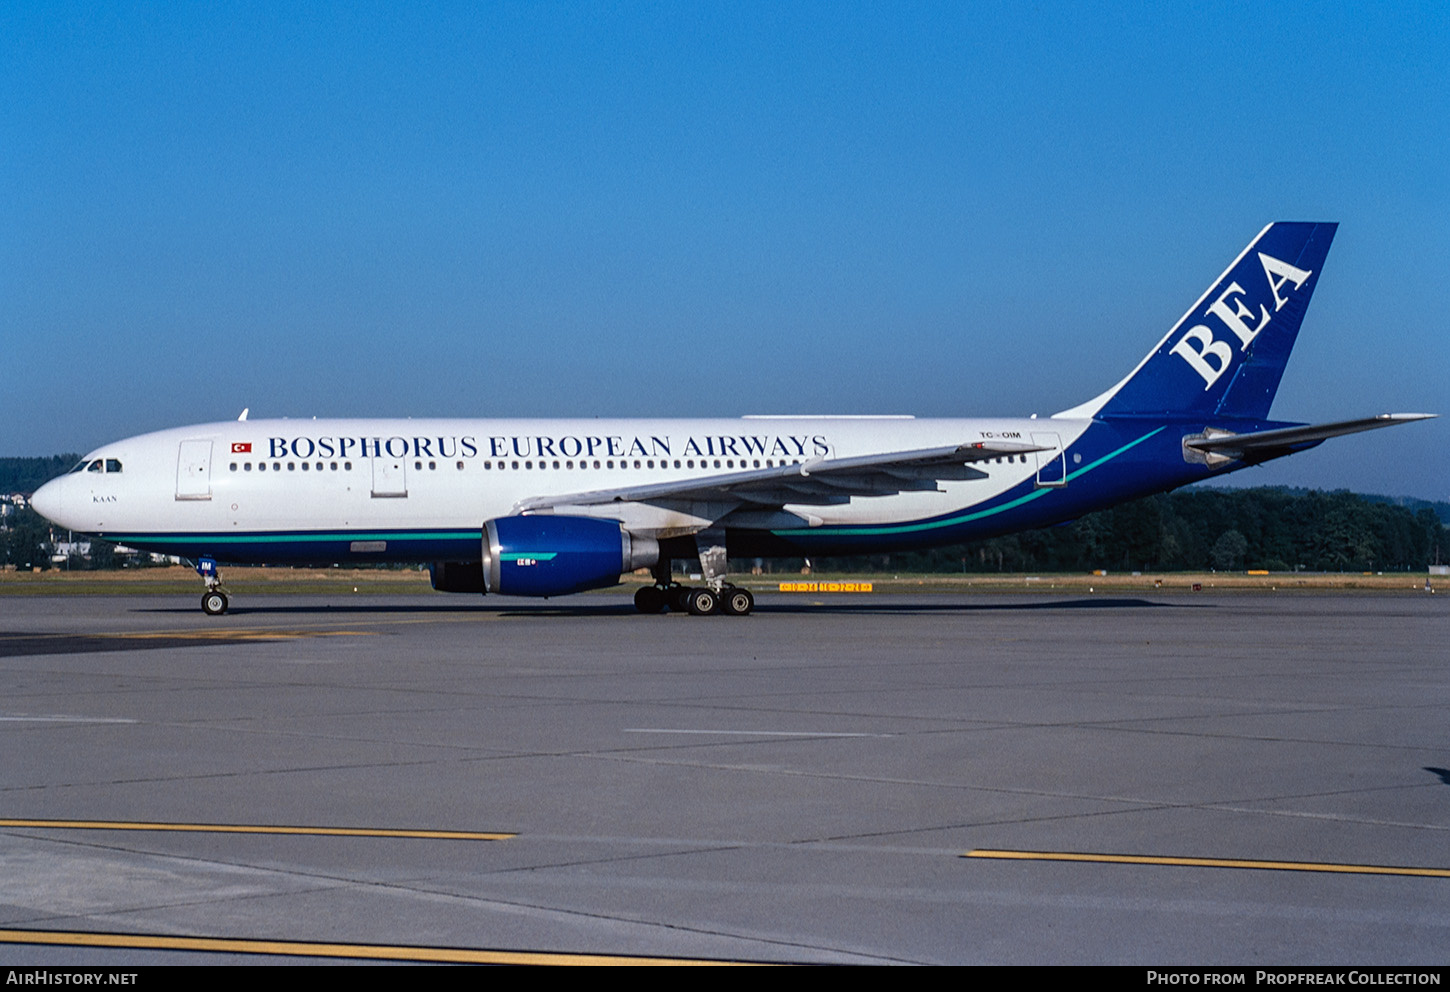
[1055,223,1337,421]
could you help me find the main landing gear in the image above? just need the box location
[195,556,229,615]
[633,583,754,616]
[633,546,755,616]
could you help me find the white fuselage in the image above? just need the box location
[35,415,1093,547]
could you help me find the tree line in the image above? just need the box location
[805,488,1446,574]
[0,455,79,493]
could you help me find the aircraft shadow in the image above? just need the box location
[135,597,1188,618]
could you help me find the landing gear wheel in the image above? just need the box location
[722,587,754,616]
[668,585,693,613]
[687,588,719,616]
[634,586,667,614]
[201,590,229,616]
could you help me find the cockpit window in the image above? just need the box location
[105,459,122,473]
[87,459,103,473]
[69,460,89,473]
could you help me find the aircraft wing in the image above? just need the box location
[514,440,1049,512]
[1184,413,1436,461]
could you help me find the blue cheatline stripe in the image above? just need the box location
[770,427,1166,538]
[109,530,481,546]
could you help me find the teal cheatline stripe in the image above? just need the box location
[116,530,480,545]
[499,552,559,561]
[771,427,1165,539]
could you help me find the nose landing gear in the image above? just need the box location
[195,557,229,615]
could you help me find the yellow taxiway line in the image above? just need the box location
[99,629,375,641]
[0,929,752,965]
[0,818,513,841]
[965,849,1450,878]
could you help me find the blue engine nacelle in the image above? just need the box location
[482,515,659,597]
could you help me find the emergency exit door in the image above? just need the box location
[371,454,408,498]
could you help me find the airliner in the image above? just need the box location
[29,223,1432,616]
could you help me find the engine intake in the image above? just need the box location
[483,515,658,597]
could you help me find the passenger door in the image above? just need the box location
[1031,432,1067,488]
[176,440,214,500]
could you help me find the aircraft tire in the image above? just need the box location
[722,587,754,616]
[687,588,719,616]
[201,591,228,616]
[667,586,693,613]
[634,586,667,614]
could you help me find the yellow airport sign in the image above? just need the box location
[777,582,873,593]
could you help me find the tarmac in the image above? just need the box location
[0,589,1446,964]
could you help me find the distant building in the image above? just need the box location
[51,541,92,563]
[1,494,28,527]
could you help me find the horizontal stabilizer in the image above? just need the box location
[1184,413,1435,463]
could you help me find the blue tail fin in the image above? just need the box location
[1058,223,1337,421]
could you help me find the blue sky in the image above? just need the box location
[3,2,1446,498]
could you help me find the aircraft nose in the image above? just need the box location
[29,478,65,525]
